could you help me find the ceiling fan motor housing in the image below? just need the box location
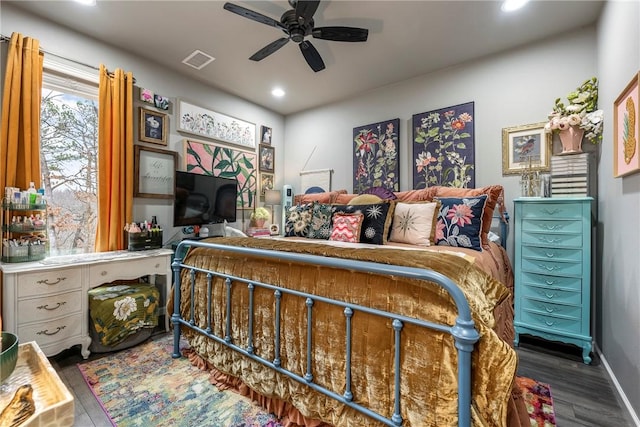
[282,10,313,43]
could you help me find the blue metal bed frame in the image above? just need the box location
[171,241,482,427]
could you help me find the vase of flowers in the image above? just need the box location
[544,77,604,154]
[250,207,270,228]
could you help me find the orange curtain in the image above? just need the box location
[95,64,134,252]
[0,32,44,195]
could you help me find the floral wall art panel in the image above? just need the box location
[183,138,257,209]
[412,102,475,189]
[177,99,256,149]
[352,118,400,193]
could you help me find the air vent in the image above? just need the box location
[182,50,215,70]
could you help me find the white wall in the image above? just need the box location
[284,26,597,256]
[596,0,640,421]
[1,3,285,242]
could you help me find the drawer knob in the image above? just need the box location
[544,306,555,313]
[37,301,66,311]
[101,270,107,276]
[545,252,555,258]
[537,236,562,244]
[541,208,561,215]
[155,263,160,269]
[37,277,67,285]
[544,292,556,299]
[540,224,565,231]
[36,325,66,336]
[544,320,555,326]
[545,280,556,285]
[538,264,560,272]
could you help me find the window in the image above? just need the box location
[41,64,99,255]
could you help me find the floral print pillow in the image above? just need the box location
[284,203,314,237]
[308,203,333,239]
[434,195,487,251]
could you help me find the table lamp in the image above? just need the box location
[264,189,282,233]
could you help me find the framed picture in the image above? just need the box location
[353,118,400,193]
[134,145,177,199]
[614,71,640,178]
[261,125,272,145]
[259,144,275,173]
[413,102,475,188]
[177,99,256,148]
[259,172,274,198]
[502,122,551,175]
[139,107,168,145]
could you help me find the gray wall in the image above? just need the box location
[1,3,285,241]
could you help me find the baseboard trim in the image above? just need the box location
[596,345,640,426]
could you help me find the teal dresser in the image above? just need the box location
[513,197,593,364]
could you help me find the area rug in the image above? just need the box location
[516,376,557,427]
[78,334,556,427]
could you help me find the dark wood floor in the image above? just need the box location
[47,332,636,427]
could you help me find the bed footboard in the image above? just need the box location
[171,240,481,427]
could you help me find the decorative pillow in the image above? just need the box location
[284,203,314,237]
[332,202,394,245]
[308,203,333,239]
[431,185,503,248]
[434,195,488,251]
[329,212,364,243]
[388,201,441,246]
[349,194,383,205]
[363,186,398,200]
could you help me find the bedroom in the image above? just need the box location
[0,0,639,426]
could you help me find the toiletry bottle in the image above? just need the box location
[27,182,38,204]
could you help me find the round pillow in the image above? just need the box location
[348,194,382,205]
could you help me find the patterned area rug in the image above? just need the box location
[78,334,555,427]
[516,376,557,427]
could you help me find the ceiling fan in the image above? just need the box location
[223,0,368,72]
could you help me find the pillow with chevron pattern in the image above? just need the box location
[329,212,364,243]
[331,202,394,245]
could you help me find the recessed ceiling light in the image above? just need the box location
[74,0,97,5]
[501,0,529,12]
[271,88,285,98]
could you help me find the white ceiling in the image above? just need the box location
[7,0,603,116]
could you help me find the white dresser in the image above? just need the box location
[1,249,172,358]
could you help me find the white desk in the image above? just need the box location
[1,249,172,358]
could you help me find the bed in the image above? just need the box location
[169,186,529,427]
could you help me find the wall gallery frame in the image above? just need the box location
[412,102,475,188]
[139,107,168,145]
[259,144,275,173]
[177,99,256,149]
[352,118,400,193]
[613,71,640,178]
[502,122,551,175]
[261,125,272,145]
[260,172,274,198]
[134,145,177,199]
[183,138,257,209]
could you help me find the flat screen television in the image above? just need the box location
[173,171,237,227]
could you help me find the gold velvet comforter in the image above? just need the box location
[173,237,524,427]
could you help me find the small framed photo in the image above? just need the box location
[261,125,272,145]
[134,145,177,198]
[259,144,275,173]
[614,71,640,178]
[139,107,168,145]
[259,172,274,198]
[502,122,551,175]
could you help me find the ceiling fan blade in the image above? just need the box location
[312,26,368,42]
[295,0,320,23]
[299,40,325,72]
[223,2,286,31]
[249,38,290,61]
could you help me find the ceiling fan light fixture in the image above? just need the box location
[501,0,529,12]
[271,88,286,98]
[74,0,96,5]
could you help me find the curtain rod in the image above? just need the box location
[1,34,136,83]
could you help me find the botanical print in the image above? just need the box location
[353,118,400,193]
[413,102,475,188]
[184,139,257,209]
[178,100,256,148]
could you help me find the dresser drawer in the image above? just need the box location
[521,230,582,248]
[521,245,582,263]
[88,256,169,287]
[521,218,583,234]
[520,310,582,334]
[522,257,583,276]
[520,203,583,219]
[18,313,83,346]
[17,267,82,298]
[521,284,582,306]
[522,296,582,317]
[18,291,83,323]
[521,272,582,291]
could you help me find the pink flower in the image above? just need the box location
[415,151,437,173]
[435,220,446,241]
[451,119,466,130]
[458,112,473,123]
[446,203,473,226]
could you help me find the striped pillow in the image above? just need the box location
[329,212,364,243]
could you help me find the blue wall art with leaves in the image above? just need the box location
[352,118,400,193]
[412,102,475,189]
